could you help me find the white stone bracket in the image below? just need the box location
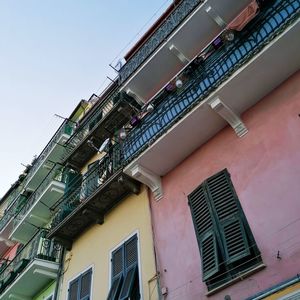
[169,44,190,64]
[208,97,248,137]
[125,163,163,201]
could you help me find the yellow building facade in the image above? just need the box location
[58,186,159,300]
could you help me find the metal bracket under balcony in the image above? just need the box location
[48,170,140,248]
[64,97,139,170]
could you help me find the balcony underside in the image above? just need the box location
[10,181,65,244]
[125,16,300,177]
[65,101,138,169]
[48,171,140,247]
[0,259,59,300]
[121,0,252,102]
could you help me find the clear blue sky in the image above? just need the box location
[0,0,172,197]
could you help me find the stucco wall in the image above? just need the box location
[150,71,300,300]
[59,186,158,300]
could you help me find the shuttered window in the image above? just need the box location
[188,169,261,290]
[107,234,140,300]
[68,268,92,300]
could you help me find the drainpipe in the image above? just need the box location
[53,247,66,300]
[147,187,163,300]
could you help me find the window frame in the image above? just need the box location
[67,265,94,300]
[108,230,143,300]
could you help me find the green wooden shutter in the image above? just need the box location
[206,169,250,263]
[124,235,138,269]
[107,246,125,300]
[68,278,79,300]
[107,275,123,300]
[118,265,138,300]
[188,185,219,280]
[112,247,124,278]
[199,231,219,281]
[80,269,92,300]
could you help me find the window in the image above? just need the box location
[107,234,140,300]
[188,169,262,291]
[68,268,92,300]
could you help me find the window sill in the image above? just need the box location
[206,263,266,296]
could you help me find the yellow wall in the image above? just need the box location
[59,186,159,300]
[264,282,300,299]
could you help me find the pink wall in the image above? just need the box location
[1,243,19,265]
[150,70,300,300]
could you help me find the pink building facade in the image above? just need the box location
[149,71,300,299]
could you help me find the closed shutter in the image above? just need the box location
[80,269,92,300]
[199,231,219,281]
[125,235,138,269]
[112,247,124,278]
[206,170,250,263]
[68,278,79,300]
[188,185,219,280]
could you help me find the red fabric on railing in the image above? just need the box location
[228,0,259,31]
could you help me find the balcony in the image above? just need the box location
[119,0,253,102]
[22,120,73,192]
[0,230,61,299]
[0,193,29,255]
[123,0,300,196]
[48,145,140,248]
[62,91,140,170]
[10,165,66,244]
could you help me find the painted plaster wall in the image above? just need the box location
[59,186,158,300]
[150,70,300,300]
[33,281,55,300]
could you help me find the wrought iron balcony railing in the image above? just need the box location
[61,91,139,168]
[12,165,67,231]
[23,120,73,187]
[122,0,300,163]
[0,230,61,294]
[51,144,123,229]
[118,0,202,84]
[0,120,73,232]
[0,193,28,234]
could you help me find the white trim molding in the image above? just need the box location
[125,163,163,201]
[208,97,248,137]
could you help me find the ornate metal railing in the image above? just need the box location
[0,230,61,294]
[12,165,66,231]
[0,193,27,234]
[23,120,73,188]
[118,0,203,84]
[61,90,136,162]
[123,0,300,162]
[51,144,123,229]
[0,120,73,232]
